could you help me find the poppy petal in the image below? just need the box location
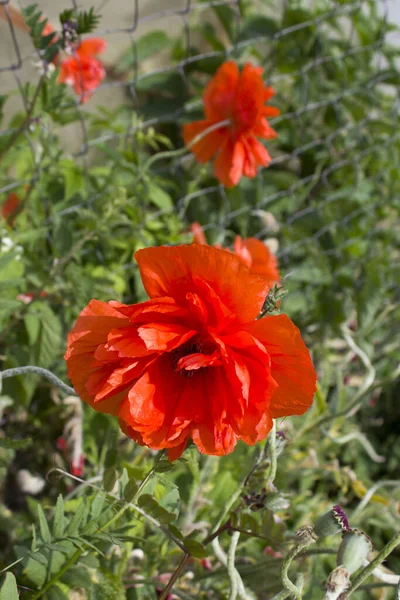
[183,120,228,163]
[203,61,239,121]
[77,37,107,57]
[134,244,270,323]
[246,314,317,417]
[239,238,280,283]
[191,222,207,245]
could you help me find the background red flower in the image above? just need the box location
[191,222,280,287]
[59,38,106,103]
[183,61,279,187]
[65,245,316,460]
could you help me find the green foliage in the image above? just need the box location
[0,1,400,599]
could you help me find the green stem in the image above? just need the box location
[142,119,231,173]
[344,531,400,598]
[227,531,241,600]
[1,366,76,396]
[281,531,316,599]
[267,419,277,484]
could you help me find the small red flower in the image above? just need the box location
[1,192,21,226]
[59,38,106,103]
[191,222,280,288]
[183,61,279,187]
[65,245,316,460]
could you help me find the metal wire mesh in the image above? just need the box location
[1,0,399,324]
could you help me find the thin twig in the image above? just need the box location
[159,554,191,600]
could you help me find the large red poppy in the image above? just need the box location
[65,245,316,460]
[59,38,106,103]
[191,222,280,288]
[183,61,279,187]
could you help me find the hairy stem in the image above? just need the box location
[0,366,76,396]
[281,529,317,599]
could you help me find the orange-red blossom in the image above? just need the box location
[65,244,316,460]
[59,38,106,103]
[191,222,280,289]
[183,61,279,187]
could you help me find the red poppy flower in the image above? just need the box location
[65,245,316,460]
[183,61,279,187]
[191,222,280,287]
[1,192,21,227]
[59,38,106,103]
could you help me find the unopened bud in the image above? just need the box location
[337,529,373,574]
[314,505,349,538]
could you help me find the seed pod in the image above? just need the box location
[337,529,373,574]
[314,505,349,538]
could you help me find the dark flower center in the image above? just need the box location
[171,336,217,377]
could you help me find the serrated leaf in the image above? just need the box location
[103,467,117,492]
[37,504,51,543]
[53,495,65,539]
[0,572,18,600]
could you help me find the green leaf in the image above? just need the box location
[357,260,384,331]
[136,31,171,63]
[183,539,207,558]
[66,499,89,536]
[238,16,278,42]
[37,504,52,544]
[0,437,31,450]
[76,8,101,35]
[137,494,175,524]
[147,183,173,211]
[61,159,85,201]
[61,565,92,589]
[0,572,18,600]
[53,495,65,539]
[123,479,138,503]
[103,467,117,492]
[28,303,62,369]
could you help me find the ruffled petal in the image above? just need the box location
[237,237,280,284]
[134,244,270,324]
[245,314,317,418]
[77,37,107,57]
[137,322,197,351]
[65,300,133,413]
[203,61,239,121]
[213,138,245,188]
[183,120,228,163]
